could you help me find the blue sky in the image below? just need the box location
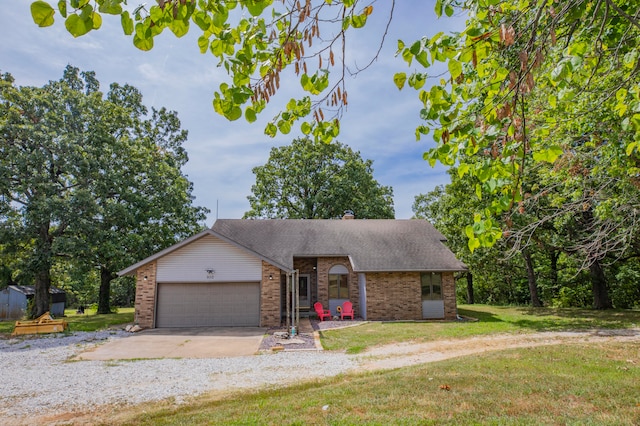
[2,1,462,225]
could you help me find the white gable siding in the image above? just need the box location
[156,234,262,282]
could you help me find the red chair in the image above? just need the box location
[341,301,354,320]
[314,302,331,321]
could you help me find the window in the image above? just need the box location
[329,274,348,298]
[329,265,349,299]
[421,272,442,301]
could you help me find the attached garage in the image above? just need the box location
[156,282,260,327]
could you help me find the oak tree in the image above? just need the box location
[0,66,207,316]
[245,137,394,219]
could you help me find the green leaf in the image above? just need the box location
[626,142,637,156]
[194,11,211,31]
[133,33,154,51]
[551,61,569,83]
[121,11,133,35]
[245,107,257,123]
[467,236,481,252]
[434,0,443,17]
[197,35,209,54]
[393,72,407,90]
[31,1,55,27]
[277,120,292,134]
[65,13,93,37]
[532,145,563,163]
[91,10,102,30]
[265,122,277,137]
[58,0,66,17]
[169,19,189,38]
[245,0,272,17]
[98,0,122,15]
[457,163,470,177]
[464,224,475,240]
[448,59,462,79]
[444,4,454,17]
[301,122,312,135]
[351,14,367,29]
[408,73,426,90]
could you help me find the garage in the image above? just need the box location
[156,282,260,327]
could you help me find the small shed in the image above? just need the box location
[0,285,66,320]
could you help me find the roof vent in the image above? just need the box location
[342,210,355,220]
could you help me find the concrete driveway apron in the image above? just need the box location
[75,327,266,360]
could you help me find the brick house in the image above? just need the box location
[119,216,466,328]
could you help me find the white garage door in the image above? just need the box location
[156,282,260,327]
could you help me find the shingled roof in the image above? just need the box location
[211,219,466,273]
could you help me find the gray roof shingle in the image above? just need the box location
[211,219,466,272]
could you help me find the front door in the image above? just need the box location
[299,274,311,309]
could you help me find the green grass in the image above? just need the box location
[112,342,640,425]
[0,307,134,335]
[320,304,640,353]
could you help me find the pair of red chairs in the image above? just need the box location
[314,301,354,321]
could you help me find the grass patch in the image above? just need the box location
[0,307,134,335]
[110,342,640,425]
[320,304,640,353]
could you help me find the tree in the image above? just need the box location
[0,66,207,316]
[30,0,388,142]
[28,0,640,250]
[244,137,394,219]
[400,0,640,250]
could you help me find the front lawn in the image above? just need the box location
[320,304,640,353]
[0,307,134,336]
[111,341,640,425]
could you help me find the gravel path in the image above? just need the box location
[2,326,638,425]
[0,330,356,424]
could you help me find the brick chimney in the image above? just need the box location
[342,210,355,220]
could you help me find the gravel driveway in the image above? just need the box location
[2,326,638,425]
[0,330,356,424]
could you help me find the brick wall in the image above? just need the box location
[364,272,422,320]
[363,271,458,321]
[442,272,457,320]
[261,261,282,327]
[134,262,157,329]
[316,257,360,317]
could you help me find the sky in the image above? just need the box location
[1,1,464,226]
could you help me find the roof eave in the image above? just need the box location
[353,267,468,273]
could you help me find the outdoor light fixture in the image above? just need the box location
[143,275,148,281]
[269,274,273,280]
[205,268,215,279]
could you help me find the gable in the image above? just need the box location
[156,234,262,282]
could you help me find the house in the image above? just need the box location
[0,285,67,320]
[118,216,467,328]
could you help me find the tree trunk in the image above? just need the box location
[522,248,542,307]
[97,267,115,314]
[32,223,53,318]
[466,272,474,304]
[589,259,612,309]
[33,268,51,318]
[549,249,559,293]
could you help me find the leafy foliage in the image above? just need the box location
[30,0,382,144]
[400,0,640,249]
[244,137,394,219]
[28,0,640,254]
[0,66,207,315]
